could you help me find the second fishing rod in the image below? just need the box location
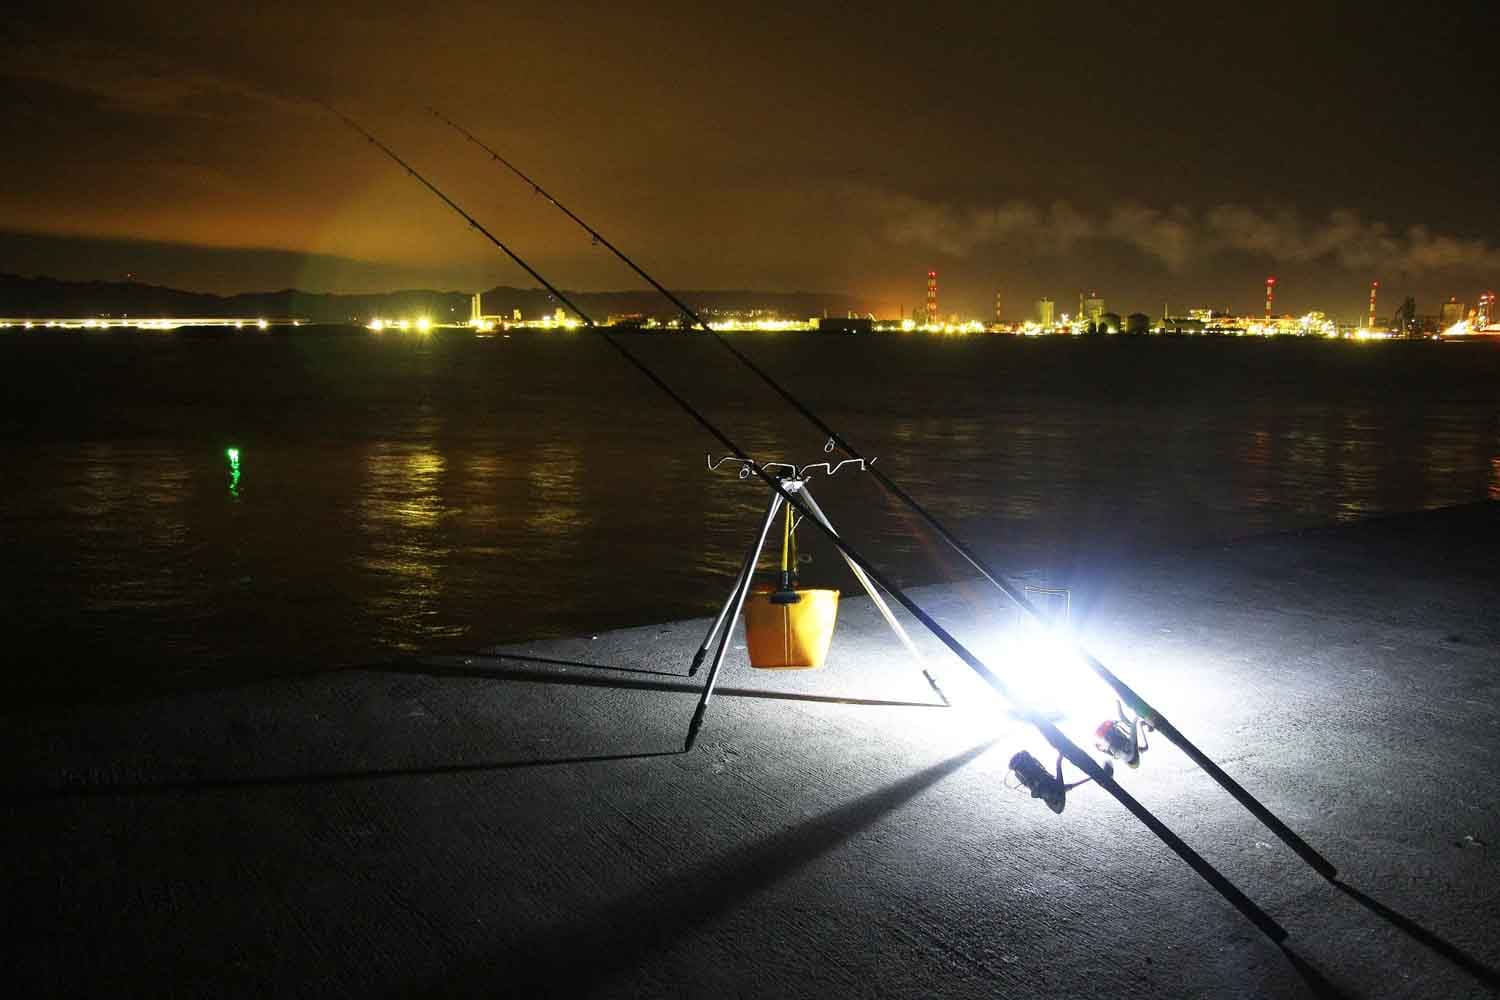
[430,108,1336,882]
[330,107,1289,944]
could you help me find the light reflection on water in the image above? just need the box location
[458,451,508,552]
[1335,412,1379,521]
[3,333,1499,698]
[525,441,590,539]
[359,443,453,650]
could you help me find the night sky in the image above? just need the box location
[2,1,1496,320]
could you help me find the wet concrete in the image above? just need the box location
[3,503,1498,997]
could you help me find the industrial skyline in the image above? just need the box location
[920,269,1494,336]
[3,264,1493,338]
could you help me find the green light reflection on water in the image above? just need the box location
[226,447,241,497]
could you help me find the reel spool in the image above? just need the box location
[1008,749,1112,815]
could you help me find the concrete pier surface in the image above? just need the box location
[4,503,1498,997]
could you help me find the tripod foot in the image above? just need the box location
[922,669,950,707]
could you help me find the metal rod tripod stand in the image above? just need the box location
[684,474,948,751]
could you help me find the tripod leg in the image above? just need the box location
[684,491,785,751]
[794,488,949,705]
[688,489,784,676]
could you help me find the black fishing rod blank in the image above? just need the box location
[430,108,1335,882]
[330,105,1291,943]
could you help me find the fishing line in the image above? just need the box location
[429,108,1336,881]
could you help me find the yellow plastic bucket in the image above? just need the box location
[744,585,840,670]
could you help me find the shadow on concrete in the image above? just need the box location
[0,647,687,715]
[1332,879,1500,990]
[1279,944,1357,1000]
[0,646,684,713]
[375,659,948,710]
[480,651,688,679]
[11,750,685,803]
[444,740,998,995]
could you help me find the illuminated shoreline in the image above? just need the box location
[2,315,1488,341]
[0,317,296,331]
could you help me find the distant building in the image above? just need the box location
[925,271,938,326]
[817,316,873,334]
[1478,293,1496,328]
[1441,298,1466,330]
[994,290,1003,324]
[1160,316,1206,334]
[468,291,507,331]
[1035,298,1055,326]
[1082,291,1105,324]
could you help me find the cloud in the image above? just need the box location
[0,40,297,118]
[868,190,1039,256]
[863,188,1500,276]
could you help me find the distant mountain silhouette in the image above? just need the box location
[0,274,865,324]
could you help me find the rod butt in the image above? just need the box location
[684,705,707,752]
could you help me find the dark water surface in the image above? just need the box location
[3,330,1497,702]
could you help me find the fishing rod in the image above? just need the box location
[430,108,1336,882]
[330,106,1289,943]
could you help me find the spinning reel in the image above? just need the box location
[1095,699,1152,768]
[1009,698,1151,814]
[1008,750,1113,814]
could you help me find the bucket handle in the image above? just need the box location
[769,504,803,604]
